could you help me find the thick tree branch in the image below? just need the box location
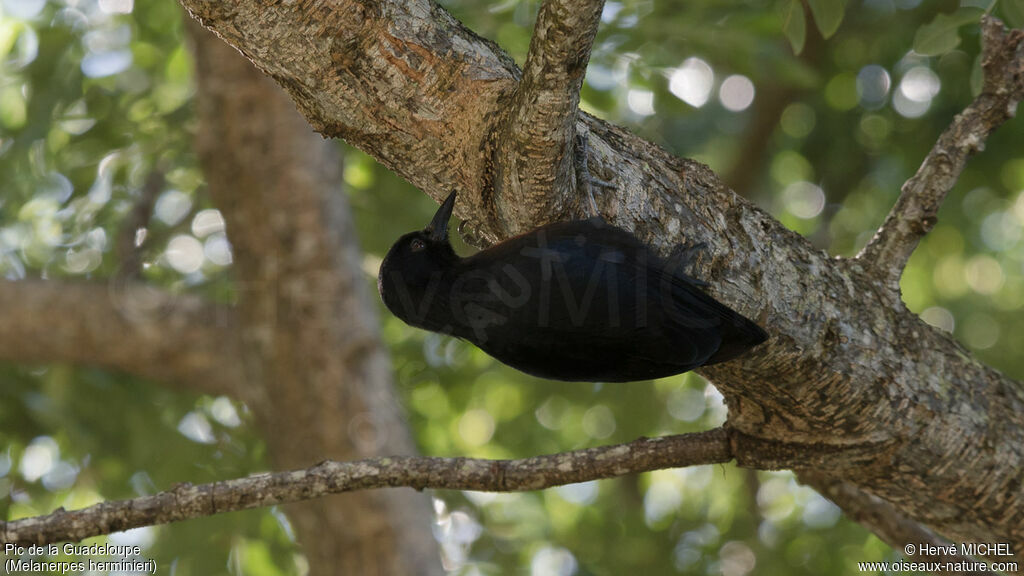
[801,473,997,574]
[0,279,241,396]
[493,0,605,231]
[2,430,732,545]
[183,0,522,238]
[858,17,1024,287]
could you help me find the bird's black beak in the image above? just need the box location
[425,191,456,242]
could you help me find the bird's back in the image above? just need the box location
[444,219,765,381]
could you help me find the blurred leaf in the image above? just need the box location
[913,8,983,56]
[1002,0,1024,28]
[807,0,847,39]
[971,53,984,96]
[782,0,807,54]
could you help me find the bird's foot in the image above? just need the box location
[575,128,615,218]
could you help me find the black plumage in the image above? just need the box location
[378,192,767,382]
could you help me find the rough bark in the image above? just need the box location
[0,279,241,396]
[803,472,996,574]
[0,430,732,544]
[186,21,440,575]
[178,0,1024,565]
[493,0,605,231]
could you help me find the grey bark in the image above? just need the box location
[0,429,732,544]
[180,0,1024,567]
[493,0,605,231]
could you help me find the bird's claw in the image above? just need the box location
[668,241,711,287]
[575,129,615,218]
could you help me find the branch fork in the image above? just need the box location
[492,0,606,233]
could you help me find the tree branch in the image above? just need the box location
[1,429,732,545]
[801,473,997,575]
[4,428,955,557]
[858,17,1024,287]
[0,279,242,397]
[493,0,605,232]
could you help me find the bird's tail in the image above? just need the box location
[705,312,768,366]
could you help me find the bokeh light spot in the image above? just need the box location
[191,209,226,238]
[899,66,940,102]
[155,190,192,226]
[783,182,826,219]
[825,72,859,110]
[555,481,599,505]
[719,541,757,576]
[626,89,655,116]
[856,64,891,109]
[780,103,816,138]
[458,409,495,447]
[667,386,705,422]
[165,235,205,274]
[981,211,1021,251]
[98,0,134,14]
[530,546,578,576]
[2,0,46,19]
[177,411,216,444]
[961,313,1000,350]
[81,50,133,78]
[719,75,755,112]
[668,57,714,108]
[19,437,59,482]
[581,405,615,439]
[965,255,1004,295]
[920,306,955,333]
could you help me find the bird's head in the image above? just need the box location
[378,192,459,325]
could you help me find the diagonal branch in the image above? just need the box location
[0,279,242,397]
[2,429,732,545]
[858,17,1024,288]
[800,473,998,575]
[493,0,606,232]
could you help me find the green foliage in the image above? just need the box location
[913,8,984,56]
[3,0,1023,575]
[807,0,848,39]
[781,0,806,54]
[1004,0,1024,27]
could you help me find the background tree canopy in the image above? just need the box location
[1,0,1022,574]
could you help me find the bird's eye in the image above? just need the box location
[410,238,426,252]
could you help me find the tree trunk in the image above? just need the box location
[186,20,441,575]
